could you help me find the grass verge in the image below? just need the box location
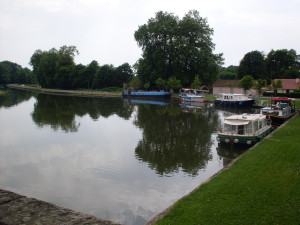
[154,115,300,225]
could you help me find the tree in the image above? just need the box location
[191,75,201,89]
[238,51,266,80]
[144,82,150,90]
[115,63,133,87]
[271,80,282,96]
[134,10,223,87]
[254,79,266,97]
[30,46,79,88]
[167,76,182,92]
[266,49,300,79]
[239,75,254,95]
[129,76,141,89]
[155,77,166,90]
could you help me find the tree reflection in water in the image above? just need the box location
[134,103,219,177]
[0,89,35,108]
[31,94,134,132]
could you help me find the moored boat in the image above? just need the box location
[180,88,205,102]
[122,89,172,98]
[217,113,273,145]
[214,93,255,107]
[180,93,205,102]
[260,97,296,125]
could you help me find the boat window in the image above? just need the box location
[224,124,236,133]
[238,125,244,135]
[253,121,259,132]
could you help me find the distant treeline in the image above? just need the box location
[0,61,35,85]
[219,49,300,82]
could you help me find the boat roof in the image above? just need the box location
[271,97,292,101]
[224,114,266,125]
[219,93,243,96]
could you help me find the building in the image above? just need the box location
[212,80,257,96]
[273,79,300,93]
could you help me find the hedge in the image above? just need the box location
[263,91,300,98]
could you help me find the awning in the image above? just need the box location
[224,120,249,125]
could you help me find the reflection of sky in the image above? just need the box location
[0,96,225,225]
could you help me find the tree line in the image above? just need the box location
[29,46,133,90]
[220,49,300,82]
[0,61,35,85]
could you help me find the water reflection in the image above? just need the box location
[31,94,134,132]
[216,144,248,166]
[0,89,35,108]
[134,103,219,176]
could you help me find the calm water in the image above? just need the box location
[0,90,249,225]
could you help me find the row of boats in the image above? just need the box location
[122,89,297,147]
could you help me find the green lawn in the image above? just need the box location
[155,115,300,225]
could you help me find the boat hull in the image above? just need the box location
[217,126,273,146]
[214,99,255,107]
[265,114,295,126]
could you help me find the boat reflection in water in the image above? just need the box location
[216,144,249,166]
[123,98,169,106]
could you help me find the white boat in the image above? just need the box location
[180,89,205,102]
[217,113,273,145]
[214,93,255,107]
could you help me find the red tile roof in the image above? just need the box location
[212,80,240,87]
[274,79,300,90]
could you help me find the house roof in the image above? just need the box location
[212,80,240,87]
[274,79,300,90]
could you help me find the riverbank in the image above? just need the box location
[7,84,122,97]
[0,189,120,225]
[152,114,300,225]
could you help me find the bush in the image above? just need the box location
[263,92,300,98]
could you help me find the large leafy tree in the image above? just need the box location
[266,49,300,79]
[30,46,79,88]
[237,51,266,80]
[134,10,223,87]
[239,75,254,94]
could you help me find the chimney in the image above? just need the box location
[296,78,299,84]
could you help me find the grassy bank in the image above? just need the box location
[154,115,300,225]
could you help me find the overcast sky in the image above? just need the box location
[0,0,299,69]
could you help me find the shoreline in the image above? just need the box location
[0,189,120,225]
[7,84,122,98]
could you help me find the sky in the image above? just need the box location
[0,0,299,69]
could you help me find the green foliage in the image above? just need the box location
[155,77,166,90]
[144,82,150,90]
[167,76,182,90]
[129,76,141,89]
[0,61,35,85]
[253,79,267,97]
[238,50,266,79]
[239,75,254,92]
[30,46,133,90]
[134,10,223,87]
[191,75,201,89]
[271,80,282,95]
[266,49,300,79]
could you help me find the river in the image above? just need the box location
[0,89,250,225]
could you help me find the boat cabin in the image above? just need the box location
[223,114,269,135]
[217,93,251,101]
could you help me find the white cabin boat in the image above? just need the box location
[217,114,273,145]
[180,89,205,102]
